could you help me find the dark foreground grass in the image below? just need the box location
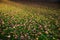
[0,3,60,40]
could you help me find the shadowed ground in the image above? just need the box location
[9,0,60,9]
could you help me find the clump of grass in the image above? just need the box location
[0,3,60,40]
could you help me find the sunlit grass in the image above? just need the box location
[0,3,60,40]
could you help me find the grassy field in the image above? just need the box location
[0,2,60,40]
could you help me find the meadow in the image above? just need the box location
[0,1,60,40]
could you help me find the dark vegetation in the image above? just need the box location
[10,0,60,2]
[0,0,60,3]
[10,0,60,9]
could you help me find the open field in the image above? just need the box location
[0,1,60,40]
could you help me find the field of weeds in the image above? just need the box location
[0,2,60,40]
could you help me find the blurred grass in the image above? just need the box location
[0,2,60,40]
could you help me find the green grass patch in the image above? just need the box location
[0,3,60,40]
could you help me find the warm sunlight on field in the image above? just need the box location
[0,0,60,40]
